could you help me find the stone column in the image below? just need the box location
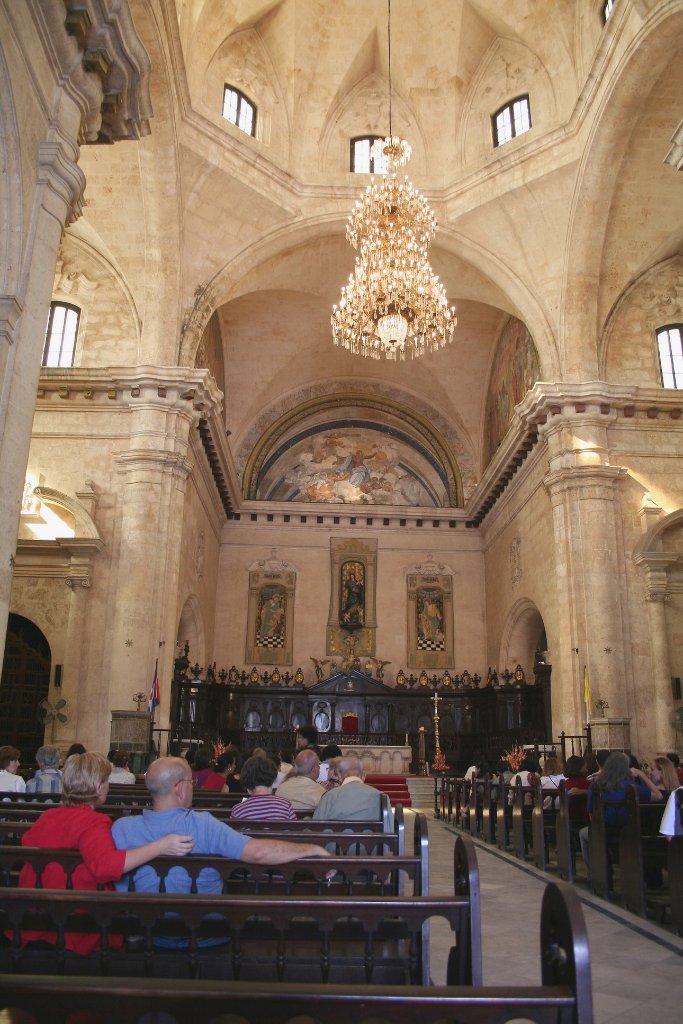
[86,374,220,747]
[59,542,102,747]
[541,406,630,736]
[633,550,677,751]
[0,135,86,658]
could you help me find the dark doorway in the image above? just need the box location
[0,614,51,761]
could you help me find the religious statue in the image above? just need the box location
[310,657,331,681]
[339,560,365,628]
[256,586,285,645]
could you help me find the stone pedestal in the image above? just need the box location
[588,716,631,752]
[110,710,152,774]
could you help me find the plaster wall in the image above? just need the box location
[213,525,486,683]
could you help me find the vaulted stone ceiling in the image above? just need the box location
[71,0,683,509]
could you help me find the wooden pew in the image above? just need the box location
[510,780,535,859]
[531,778,559,872]
[0,834,480,986]
[588,784,666,902]
[0,800,405,859]
[0,809,425,895]
[0,878,592,1024]
[497,781,513,851]
[480,774,503,845]
[555,782,588,883]
[619,786,668,918]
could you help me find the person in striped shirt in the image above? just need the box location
[230,754,297,820]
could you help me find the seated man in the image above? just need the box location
[25,744,62,796]
[313,754,381,821]
[111,756,330,895]
[275,749,326,811]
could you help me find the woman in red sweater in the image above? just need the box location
[19,751,193,953]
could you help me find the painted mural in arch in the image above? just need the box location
[484,317,541,467]
[256,424,449,506]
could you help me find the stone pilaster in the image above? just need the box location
[633,550,679,751]
[88,373,221,743]
[541,405,630,734]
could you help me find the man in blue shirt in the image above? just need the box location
[111,756,330,895]
[111,756,331,949]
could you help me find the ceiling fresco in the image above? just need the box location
[256,422,448,506]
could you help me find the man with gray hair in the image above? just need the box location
[111,756,330,896]
[275,748,326,810]
[25,745,62,796]
[313,754,381,821]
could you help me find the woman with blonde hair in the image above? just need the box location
[650,755,679,795]
[19,751,193,952]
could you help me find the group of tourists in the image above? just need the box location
[0,726,388,952]
[465,746,683,870]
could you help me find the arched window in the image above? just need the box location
[42,302,80,367]
[351,135,389,174]
[222,86,256,136]
[657,324,683,389]
[492,95,532,147]
[602,0,615,24]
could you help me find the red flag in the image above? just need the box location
[148,660,160,714]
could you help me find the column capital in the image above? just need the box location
[543,464,628,504]
[114,449,194,482]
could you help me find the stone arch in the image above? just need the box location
[599,255,683,384]
[31,486,102,541]
[179,213,560,385]
[241,389,466,507]
[176,595,206,667]
[561,4,683,375]
[319,70,426,178]
[56,225,142,367]
[458,35,558,169]
[203,27,289,159]
[499,598,547,679]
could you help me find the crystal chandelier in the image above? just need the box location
[331,4,456,361]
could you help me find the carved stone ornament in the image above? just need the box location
[247,549,298,576]
[406,552,455,577]
[510,536,522,589]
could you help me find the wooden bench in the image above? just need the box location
[0,878,592,1023]
[619,786,668,918]
[0,834,480,986]
[510,780,535,859]
[555,783,588,882]
[531,778,560,872]
[0,815,428,897]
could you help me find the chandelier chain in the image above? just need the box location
[330,2,457,360]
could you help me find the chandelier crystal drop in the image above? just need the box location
[331,137,456,360]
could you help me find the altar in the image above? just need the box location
[339,744,412,774]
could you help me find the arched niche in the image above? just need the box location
[177,595,206,667]
[499,598,547,680]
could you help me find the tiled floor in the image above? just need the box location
[402,789,683,1023]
